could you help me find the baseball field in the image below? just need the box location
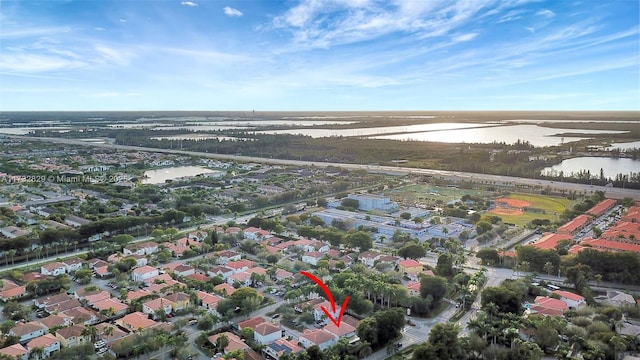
[490,193,574,226]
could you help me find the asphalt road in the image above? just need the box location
[11,135,640,200]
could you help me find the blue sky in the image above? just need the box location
[0,0,638,111]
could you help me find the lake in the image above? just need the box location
[541,157,640,179]
[256,122,494,138]
[605,141,640,151]
[367,125,628,146]
[142,166,221,184]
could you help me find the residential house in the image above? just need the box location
[34,294,72,310]
[226,259,256,274]
[83,291,112,305]
[172,264,195,277]
[186,273,209,283]
[10,321,47,343]
[529,296,568,317]
[197,291,223,314]
[243,227,272,241]
[298,329,337,350]
[91,298,128,317]
[62,307,100,326]
[116,312,157,333]
[313,300,339,322]
[123,241,159,256]
[301,251,325,266]
[45,298,82,314]
[164,292,190,311]
[0,343,28,360]
[227,272,252,287]
[207,266,234,280]
[55,325,89,348]
[142,298,175,318]
[0,279,27,302]
[188,231,207,242]
[595,290,636,306]
[94,323,127,344]
[264,339,303,360]
[406,282,421,297]
[398,259,423,274]
[131,266,159,282]
[254,322,281,345]
[358,251,382,267]
[215,250,242,264]
[126,289,153,304]
[323,321,356,339]
[0,226,31,239]
[551,290,586,308]
[61,258,85,273]
[40,262,66,276]
[213,283,236,297]
[38,315,72,331]
[237,317,266,331]
[26,334,60,358]
[63,215,92,228]
[273,268,293,283]
[207,332,249,353]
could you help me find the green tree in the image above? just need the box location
[398,242,426,260]
[419,276,447,305]
[428,323,464,360]
[476,248,500,265]
[346,231,373,252]
[435,253,454,277]
[476,221,492,235]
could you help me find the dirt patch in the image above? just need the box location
[490,208,524,216]
[495,197,531,209]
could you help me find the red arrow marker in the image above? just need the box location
[300,271,350,328]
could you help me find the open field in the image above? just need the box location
[492,193,574,226]
[388,184,490,205]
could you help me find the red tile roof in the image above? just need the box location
[552,290,584,302]
[580,238,640,253]
[530,232,572,250]
[254,322,280,336]
[586,199,617,217]
[557,214,591,234]
[238,317,266,330]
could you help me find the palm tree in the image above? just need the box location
[544,262,554,276]
[82,324,98,342]
[7,249,16,265]
[29,347,45,360]
[104,325,115,337]
[215,334,229,351]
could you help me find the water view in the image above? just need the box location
[142,166,221,184]
[542,157,640,179]
[605,141,640,150]
[256,122,494,138]
[367,125,628,146]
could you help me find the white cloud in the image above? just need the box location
[536,9,555,18]
[181,1,198,7]
[0,26,71,39]
[94,45,135,66]
[0,54,85,73]
[452,33,478,43]
[272,0,506,49]
[224,6,243,17]
[119,19,127,23]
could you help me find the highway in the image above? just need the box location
[10,135,640,200]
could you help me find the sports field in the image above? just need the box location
[491,193,573,226]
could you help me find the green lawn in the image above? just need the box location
[496,193,574,226]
